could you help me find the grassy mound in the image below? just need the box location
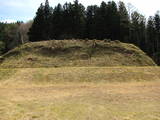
[0,40,156,68]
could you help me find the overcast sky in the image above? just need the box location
[0,0,160,23]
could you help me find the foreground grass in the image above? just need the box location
[0,67,160,120]
[0,82,160,120]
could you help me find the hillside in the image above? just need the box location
[0,40,156,68]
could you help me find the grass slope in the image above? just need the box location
[0,40,156,68]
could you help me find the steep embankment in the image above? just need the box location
[0,40,156,68]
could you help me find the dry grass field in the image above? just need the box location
[0,67,159,120]
[0,40,159,120]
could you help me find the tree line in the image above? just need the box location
[0,0,160,65]
[0,21,32,54]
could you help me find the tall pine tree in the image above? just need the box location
[51,4,63,39]
[130,11,146,49]
[28,0,52,41]
[43,0,53,39]
[118,1,130,42]
[147,16,156,55]
[85,5,98,39]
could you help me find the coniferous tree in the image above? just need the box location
[72,0,85,38]
[138,16,146,51]
[85,5,98,39]
[43,0,53,39]
[58,0,85,39]
[147,16,156,55]
[62,2,75,38]
[28,0,52,41]
[0,23,6,54]
[153,12,160,64]
[130,11,146,48]
[106,1,119,40]
[118,1,130,42]
[154,12,160,52]
[28,3,45,41]
[95,1,108,39]
[51,4,63,39]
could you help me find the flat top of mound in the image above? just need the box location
[0,40,156,68]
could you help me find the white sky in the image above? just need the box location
[50,0,160,17]
[0,0,160,22]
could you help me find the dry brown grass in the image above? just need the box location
[0,82,159,120]
[1,67,160,87]
[0,67,159,120]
